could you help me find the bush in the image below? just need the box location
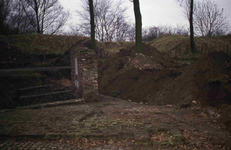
[110,91,120,97]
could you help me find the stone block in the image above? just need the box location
[70,47,99,100]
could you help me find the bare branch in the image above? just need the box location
[77,0,129,42]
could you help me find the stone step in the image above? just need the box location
[19,90,72,99]
[17,98,85,109]
[19,85,52,95]
[18,90,75,107]
[19,85,51,91]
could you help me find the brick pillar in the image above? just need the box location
[71,47,99,101]
[81,48,99,102]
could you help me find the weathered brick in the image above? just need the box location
[70,47,98,100]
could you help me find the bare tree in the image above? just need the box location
[127,24,136,42]
[114,18,130,41]
[177,0,196,53]
[77,0,128,42]
[131,0,143,53]
[143,26,159,41]
[0,0,14,34]
[174,24,189,35]
[194,0,230,37]
[89,0,96,53]
[6,0,34,34]
[19,0,69,34]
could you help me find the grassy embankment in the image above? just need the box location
[148,34,231,63]
[1,34,230,62]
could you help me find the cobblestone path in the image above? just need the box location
[0,139,136,150]
[0,95,230,149]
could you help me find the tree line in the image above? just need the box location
[0,0,230,53]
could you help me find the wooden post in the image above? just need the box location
[175,46,177,58]
[42,50,47,62]
[227,44,229,54]
[201,45,203,55]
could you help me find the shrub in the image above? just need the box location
[110,91,120,97]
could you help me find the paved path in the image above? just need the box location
[0,139,130,150]
[0,95,230,149]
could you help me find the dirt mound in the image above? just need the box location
[99,43,182,103]
[155,52,231,107]
[99,43,231,107]
[182,52,231,105]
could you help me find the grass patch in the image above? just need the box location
[207,79,223,85]
[100,42,134,54]
[0,70,44,88]
[148,35,188,52]
[176,58,197,64]
[149,35,231,59]
[110,91,120,97]
[1,34,87,54]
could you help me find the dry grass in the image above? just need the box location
[1,34,135,55]
[1,34,88,54]
[99,41,134,55]
[2,34,230,57]
[148,34,231,58]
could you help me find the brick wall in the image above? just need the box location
[70,47,99,101]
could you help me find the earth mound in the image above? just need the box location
[184,52,231,105]
[99,44,231,107]
[99,43,182,104]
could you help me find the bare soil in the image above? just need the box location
[98,43,231,131]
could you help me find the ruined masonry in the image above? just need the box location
[70,47,99,101]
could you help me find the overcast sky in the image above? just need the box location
[59,0,231,31]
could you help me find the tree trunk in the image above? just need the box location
[89,0,96,53]
[34,0,41,34]
[189,0,196,53]
[133,0,143,53]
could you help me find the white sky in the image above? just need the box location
[59,0,231,31]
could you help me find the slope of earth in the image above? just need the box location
[98,44,231,129]
[99,41,134,56]
[155,52,231,106]
[0,34,91,54]
[0,34,96,68]
[149,35,231,58]
[99,43,182,104]
[0,34,132,56]
[99,43,231,106]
